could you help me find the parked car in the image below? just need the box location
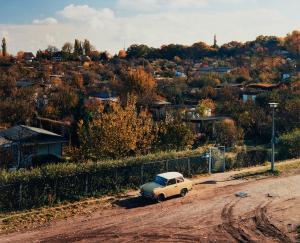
[140,172,193,202]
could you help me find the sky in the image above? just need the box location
[0,0,299,54]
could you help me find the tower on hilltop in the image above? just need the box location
[213,34,217,48]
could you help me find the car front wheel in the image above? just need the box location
[180,188,188,197]
[157,194,165,202]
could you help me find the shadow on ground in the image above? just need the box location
[114,195,183,209]
[114,196,156,209]
[197,180,217,185]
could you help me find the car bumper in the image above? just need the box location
[140,191,155,199]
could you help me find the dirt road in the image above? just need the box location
[1,168,299,242]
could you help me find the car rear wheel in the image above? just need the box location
[180,188,188,197]
[157,194,165,202]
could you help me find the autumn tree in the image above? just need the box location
[120,67,156,106]
[62,42,73,60]
[197,98,216,117]
[285,30,300,56]
[42,84,79,119]
[71,73,84,90]
[78,95,155,159]
[0,88,35,126]
[215,119,243,147]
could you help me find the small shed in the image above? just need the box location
[0,125,66,168]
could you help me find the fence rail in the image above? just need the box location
[0,146,270,211]
[0,155,209,211]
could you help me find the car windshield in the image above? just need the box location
[154,176,167,186]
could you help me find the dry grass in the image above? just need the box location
[0,196,117,234]
[231,159,300,180]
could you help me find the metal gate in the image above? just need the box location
[208,146,225,173]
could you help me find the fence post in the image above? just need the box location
[209,147,212,174]
[223,146,226,172]
[165,160,169,172]
[19,183,23,209]
[187,158,191,177]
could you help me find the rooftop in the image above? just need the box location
[0,125,61,141]
[157,172,183,180]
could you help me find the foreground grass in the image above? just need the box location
[0,196,118,234]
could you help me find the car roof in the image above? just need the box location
[157,172,183,180]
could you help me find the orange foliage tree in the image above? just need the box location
[78,95,156,159]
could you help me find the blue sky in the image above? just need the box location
[0,0,299,54]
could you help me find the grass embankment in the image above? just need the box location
[0,196,115,234]
[231,159,300,180]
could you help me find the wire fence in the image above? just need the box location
[0,146,271,211]
[0,155,209,211]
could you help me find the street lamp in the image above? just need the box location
[269,103,278,172]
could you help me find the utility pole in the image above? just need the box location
[269,103,278,172]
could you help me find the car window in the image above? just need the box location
[176,177,184,183]
[155,176,167,186]
[167,178,176,185]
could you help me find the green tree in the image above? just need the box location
[83,39,92,56]
[278,129,300,159]
[1,38,7,57]
[74,39,83,56]
[156,120,194,151]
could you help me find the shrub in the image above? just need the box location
[215,119,244,147]
[278,129,300,159]
[156,121,195,151]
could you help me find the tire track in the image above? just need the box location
[253,203,292,243]
[220,200,253,243]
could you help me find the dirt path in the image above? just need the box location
[0,167,299,242]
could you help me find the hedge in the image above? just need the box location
[0,148,208,211]
[0,146,271,211]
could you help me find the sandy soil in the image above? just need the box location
[0,168,299,242]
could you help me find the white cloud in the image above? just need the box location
[0,4,299,55]
[32,17,58,25]
[116,0,256,12]
[117,0,207,12]
[57,4,115,29]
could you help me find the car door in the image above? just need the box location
[175,177,185,194]
[164,178,177,197]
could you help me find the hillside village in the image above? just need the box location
[0,31,299,168]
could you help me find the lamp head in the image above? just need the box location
[269,102,278,108]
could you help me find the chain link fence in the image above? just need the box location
[0,154,207,211]
[0,145,272,211]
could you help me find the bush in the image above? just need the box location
[278,129,300,159]
[225,148,269,169]
[215,119,244,147]
[156,121,195,151]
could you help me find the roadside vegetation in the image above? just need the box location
[231,159,300,180]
